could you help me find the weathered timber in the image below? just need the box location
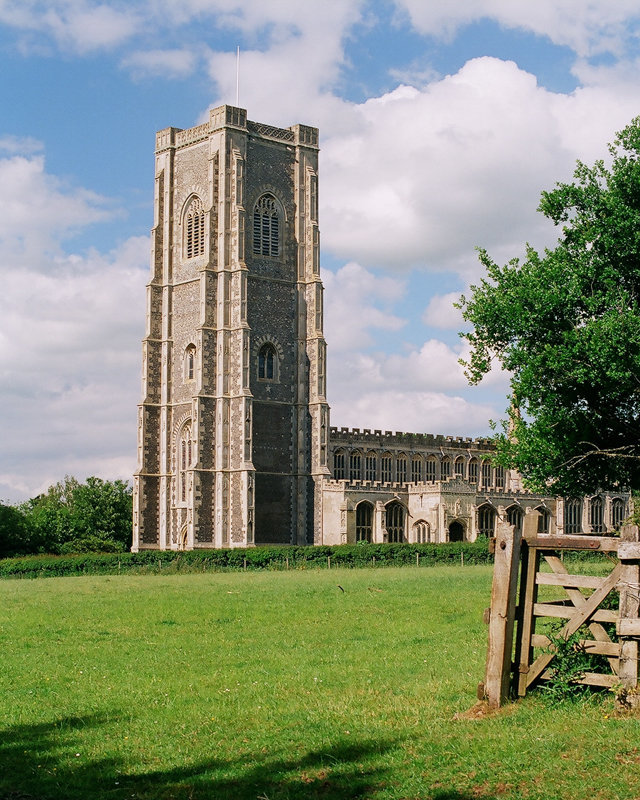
[484,520,521,707]
[523,534,620,552]
[618,525,640,691]
[535,572,608,589]
[533,603,618,623]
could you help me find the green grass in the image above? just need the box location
[1,565,639,800]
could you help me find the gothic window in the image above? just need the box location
[468,458,478,484]
[185,344,196,381]
[177,422,192,505]
[349,451,362,481]
[365,452,377,481]
[411,456,423,483]
[477,504,496,537]
[413,520,430,543]
[441,457,451,480]
[258,343,277,381]
[506,505,523,535]
[589,496,604,533]
[481,459,492,489]
[454,456,465,479]
[381,453,392,483]
[184,196,205,259]
[495,465,505,490]
[355,501,373,543]
[425,456,437,482]
[536,506,551,534]
[253,193,280,257]
[333,449,346,480]
[565,498,582,534]
[611,498,626,530]
[396,454,407,484]
[386,501,405,543]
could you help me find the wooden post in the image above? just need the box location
[328,556,331,570]
[243,558,247,571]
[514,511,541,697]
[484,520,522,708]
[618,524,640,693]
[416,552,419,568]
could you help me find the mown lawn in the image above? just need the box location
[1,565,639,800]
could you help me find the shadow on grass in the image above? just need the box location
[0,713,406,800]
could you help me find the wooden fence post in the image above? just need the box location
[484,520,522,708]
[617,524,640,697]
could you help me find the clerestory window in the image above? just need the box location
[253,193,280,257]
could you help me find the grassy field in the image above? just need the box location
[2,565,640,800]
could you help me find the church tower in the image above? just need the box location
[133,105,330,550]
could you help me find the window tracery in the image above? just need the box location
[253,193,280,257]
[184,196,205,259]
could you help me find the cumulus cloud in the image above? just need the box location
[323,262,406,352]
[320,56,640,281]
[0,151,114,267]
[0,147,147,501]
[393,0,640,58]
[422,292,466,330]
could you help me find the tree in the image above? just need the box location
[19,476,133,555]
[459,118,640,496]
[0,503,35,557]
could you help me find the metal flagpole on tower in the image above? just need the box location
[236,46,240,106]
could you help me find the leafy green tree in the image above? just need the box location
[19,476,133,555]
[0,503,35,557]
[459,118,640,495]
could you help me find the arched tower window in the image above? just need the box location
[185,344,196,381]
[253,193,280,257]
[481,459,492,489]
[177,421,192,505]
[468,458,478,484]
[454,456,465,479]
[356,501,373,542]
[184,196,205,259]
[258,343,277,381]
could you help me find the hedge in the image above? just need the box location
[0,540,493,579]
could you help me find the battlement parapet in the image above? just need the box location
[156,107,317,153]
[329,426,495,451]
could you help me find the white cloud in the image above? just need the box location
[394,0,640,58]
[422,292,465,330]
[319,56,640,282]
[0,152,114,267]
[323,262,406,352]
[0,147,147,501]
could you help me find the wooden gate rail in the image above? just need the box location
[482,514,640,708]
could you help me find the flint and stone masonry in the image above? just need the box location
[133,106,330,550]
[133,107,630,550]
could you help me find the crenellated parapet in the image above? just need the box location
[329,426,495,452]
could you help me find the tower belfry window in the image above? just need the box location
[184,196,205,259]
[253,193,280,257]
[258,343,277,381]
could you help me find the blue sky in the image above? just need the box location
[2,0,640,501]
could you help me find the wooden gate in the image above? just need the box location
[482,513,640,707]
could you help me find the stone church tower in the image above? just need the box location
[133,105,330,551]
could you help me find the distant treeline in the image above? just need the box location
[0,476,132,558]
[0,540,494,579]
